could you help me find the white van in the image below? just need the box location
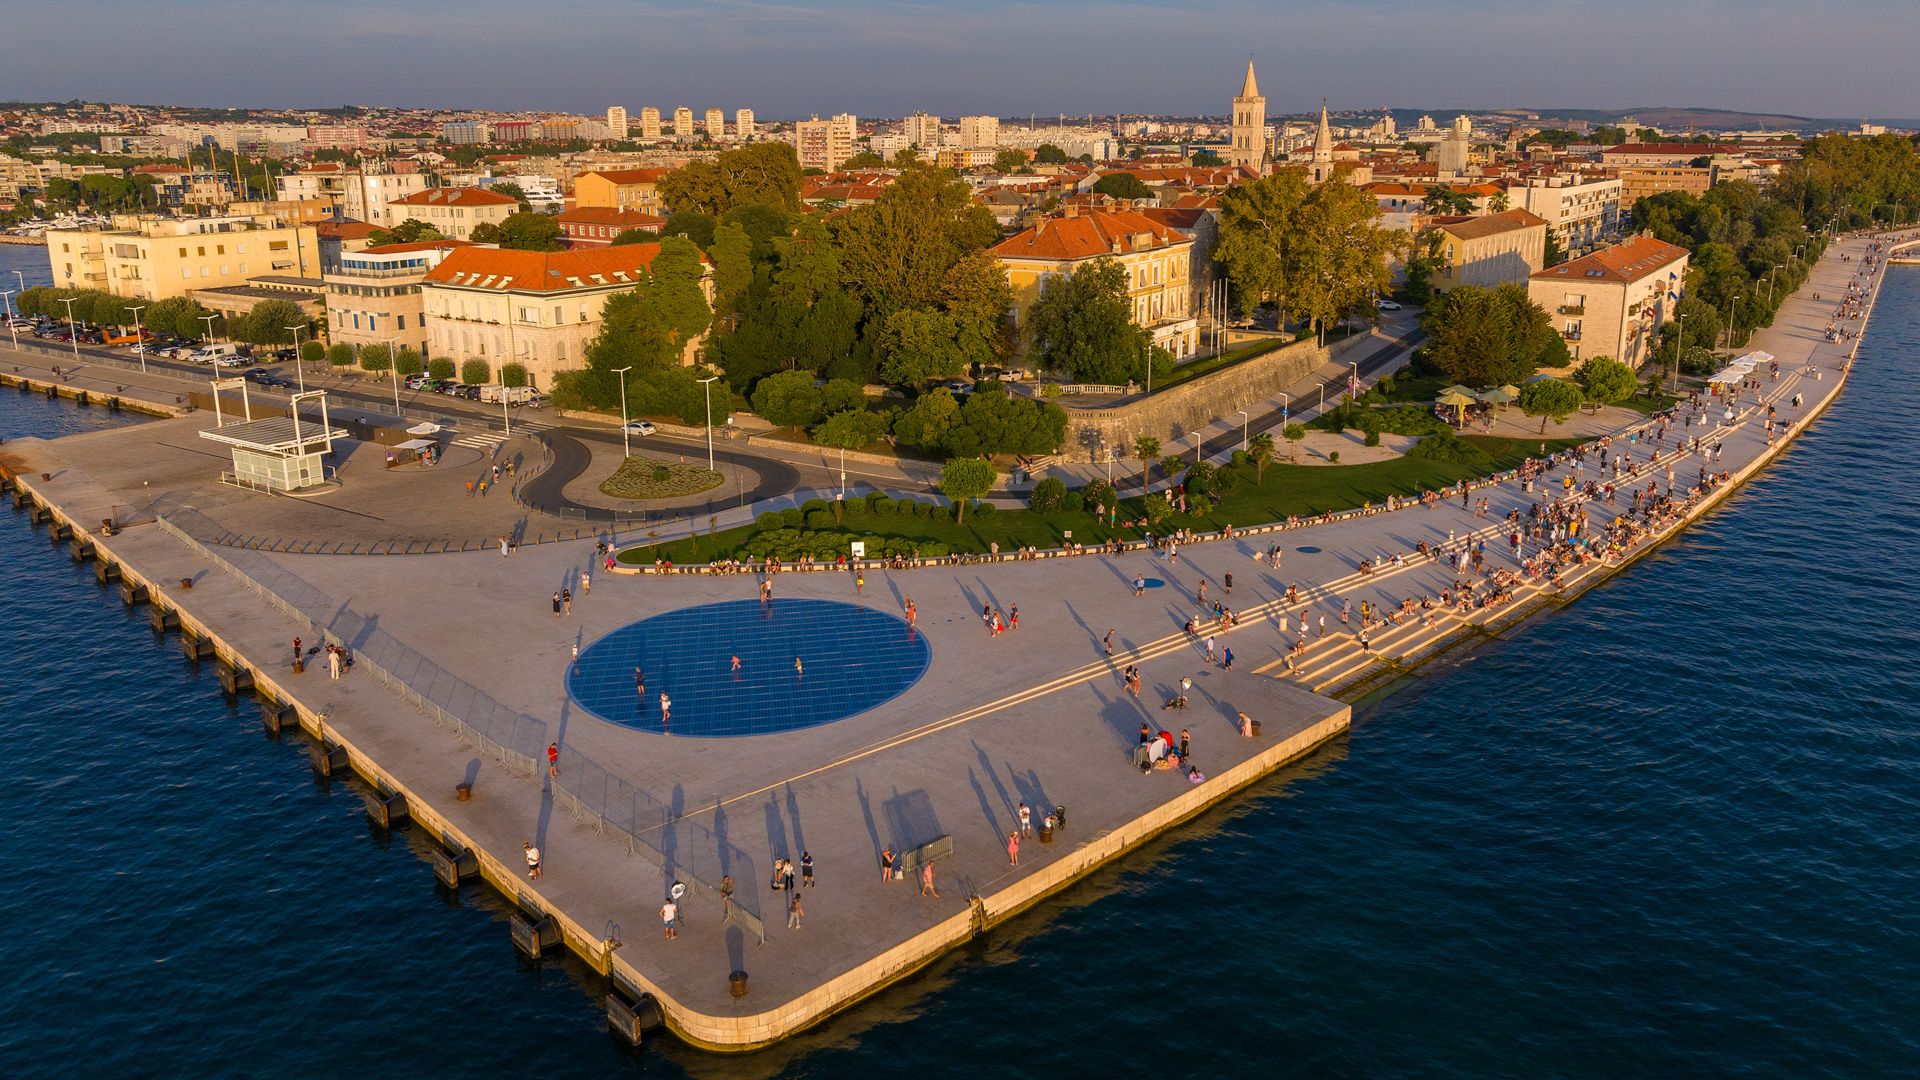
[190,343,240,364]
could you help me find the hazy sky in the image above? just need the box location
[6,1,1913,120]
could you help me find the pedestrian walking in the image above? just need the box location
[580,570,590,595]
[1133,575,1146,597]
[634,666,645,698]
[787,894,805,930]
[327,646,341,680]
[1007,831,1020,866]
[855,571,864,594]
[1179,727,1191,759]
[551,592,562,618]
[881,847,896,883]
[1204,635,1216,664]
[921,861,938,897]
[562,588,572,615]
[1009,604,1019,631]
[1018,802,1033,837]
[1224,572,1233,594]
[524,842,541,879]
[660,691,671,724]
[466,479,475,498]
[731,654,742,673]
[660,898,678,940]
[547,741,559,778]
[794,656,804,677]
[1222,646,1234,671]
[1104,629,1115,656]
[801,851,815,886]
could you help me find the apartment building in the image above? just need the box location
[573,167,675,215]
[735,109,756,141]
[992,206,1199,359]
[1513,174,1623,257]
[639,108,662,140]
[324,240,468,357]
[1617,166,1712,210]
[385,187,518,241]
[902,111,942,150]
[45,214,321,301]
[1427,209,1549,292]
[278,166,433,228]
[795,114,857,172]
[420,244,712,389]
[705,109,726,139]
[673,108,695,139]
[1527,234,1689,368]
[557,206,667,247]
[606,106,628,140]
[957,114,1000,148]
[441,121,489,145]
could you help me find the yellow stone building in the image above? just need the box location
[572,168,676,215]
[45,214,321,301]
[991,207,1199,360]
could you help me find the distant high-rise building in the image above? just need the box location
[673,107,694,139]
[957,114,999,148]
[1229,56,1266,171]
[735,109,755,140]
[795,115,856,172]
[902,111,942,150]
[706,108,726,139]
[639,107,662,140]
[442,120,489,145]
[606,106,628,140]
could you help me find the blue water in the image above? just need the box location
[567,598,930,737]
[2,269,1917,1077]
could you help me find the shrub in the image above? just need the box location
[895,498,918,516]
[461,359,491,385]
[428,357,456,381]
[972,501,997,517]
[1364,429,1382,447]
[909,500,927,517]
[801,498,831,514]
[1230,450,1251,468]
[1060,490,1085,514]
[1405,429,1492,468]
[1184,461,1218,497]
[780,507,805,527]
[805,509,838,529]
[652,466,672,483]
[870,496,896,515]
[758,511,785,528]
[864,491,888,511]
[1188,494,1213,516]
[1328,451,1341,464]
[1027,476,1068,514]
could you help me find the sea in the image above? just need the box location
[1,239,1916,1078]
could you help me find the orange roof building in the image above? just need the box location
[385,186,518,241]
[992,207,1199,359]
[573,167,677,215]
[557,206,667,247]
[420,243,711,387]
[1528,234,1690,368]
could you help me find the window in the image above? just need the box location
[553,305,562,324]
[178,247,187,257]
[216,245,225,255]
[197,246,205,256]
[269,241,288,252]
[353,313,361,329]
[397,314,406,330]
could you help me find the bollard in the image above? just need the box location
[729,970,750,998]
[367,792,410,829]
[455,782,473,801]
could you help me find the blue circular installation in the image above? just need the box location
[566,598,931,737]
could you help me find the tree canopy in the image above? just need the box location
[1421,283,1566,387]
[1215,170,1403,333]
[470,211,564,251]
[1091,173,1154,201]
[1026,257,1161,386]
[833,162,1000,322]
[1519,378,1585,432]
[657,142,803,217]
[1574,356,1638,406]
[939,457,997,522]
[367,218,443,246]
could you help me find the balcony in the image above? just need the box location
[1558,305,1585,316]
[1560,329,1582,341]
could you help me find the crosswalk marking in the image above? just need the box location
[448,420,550,450]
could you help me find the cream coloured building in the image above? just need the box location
[278,166,433,229]
[384,187,518,241]
[992,207,1199,360]
[1514,175,1623,257]
[46,214,320,301]
[795,115,857,172]
[956,115,999,149]
[673,108,695,139]
[325,241,469,358]
[1527,234,1689,368]
[705,109,726,139]
[1428,209,1549,293]
[735,109,756,140]
[420,244,711,389]
[639,107,662,140]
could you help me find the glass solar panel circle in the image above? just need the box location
[566,598,932,737]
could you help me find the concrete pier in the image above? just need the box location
[0,231,1894,1052]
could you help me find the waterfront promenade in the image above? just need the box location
[0,231,1893,1051]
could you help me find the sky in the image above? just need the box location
[5,0,1914,121]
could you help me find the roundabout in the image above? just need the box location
[565,597,931,736]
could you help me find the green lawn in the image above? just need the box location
[616,434,1586,564]
[1372,372,1452,403]
[599,457,723,500]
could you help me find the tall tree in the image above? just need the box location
[470,211,564,251]
[1092,173,1153,201]
[1214,170,1312,317]
[657,142,803,216]
[1519,377,1585,433]
[833,162,1000,322]
[1026,257,1153,385]
[938,458,996,523]
[1421,283,1562,387]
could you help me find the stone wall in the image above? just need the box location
[1060,329,1378,458]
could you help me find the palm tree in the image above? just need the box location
[1488,191,1510,213]
[1133,435,1160,492]
[1247,431,1276,483]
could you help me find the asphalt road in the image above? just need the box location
[520,424,801,521]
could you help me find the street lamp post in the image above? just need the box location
[1318,382,1326,412]
[129,305,147,373]
[1725,295,1740,349]
[698,374,719,472]
[58,296,81,365]
[1237,408,1249,451]
[0,290,17,351]
[199,313,219,345]
[284,325,306,392]
[613,366,633,457]
[1190,432,1200,466]
[386,337,401,414]
[10,270,24,297]
[1349,361,1359,399]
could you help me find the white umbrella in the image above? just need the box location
[406,422,441,436]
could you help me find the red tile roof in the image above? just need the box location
[577,167,676,185]
[361,240,475,255]
[1601,143,1725,157]
[422,243,704,293]
[1531,234,1689,283]
[557,206,666,229]
[317,220,379,240]
[1433,208,1548,240]
[391,187,518,207]
[991,208,1187,261]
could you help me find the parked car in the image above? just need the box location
[1376,298,1402,311]
[525,393,549,409]
[622,420,656,436]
